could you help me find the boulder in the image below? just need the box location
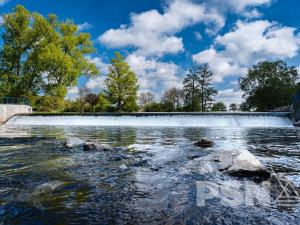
[194,138,214,148]
[83,141,112,151]
[190,149,270,178]
[64,137,86,148]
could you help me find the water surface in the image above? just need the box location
[0,125,299,224]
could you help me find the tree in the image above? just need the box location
[104,52,139,112]
[95,92,110,112]
[183,63,217,112]
[239,60,298,111]
[139,91,155,107]
[78,87,90,113]
[161,87,184,111]
[211,102,227,111]
[0,5,98,109]
[198,64,217,111]
[85,93,98,112]
[183,63,201,111]
[229,103,239,112]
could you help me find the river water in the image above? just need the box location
[0,123,300,224]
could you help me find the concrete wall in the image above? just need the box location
[0,104,32,124]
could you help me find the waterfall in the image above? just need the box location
[6,114,293,127]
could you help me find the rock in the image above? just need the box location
[32,181,65,196]
[187,153,203,160]
[64,137,85,148]
[83,141,112,151]
[190,149,270,178]
[119,164,128,170]
[194,138,214,148]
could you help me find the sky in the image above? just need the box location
[1,0,300,106]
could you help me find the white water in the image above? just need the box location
[6,115,293,127]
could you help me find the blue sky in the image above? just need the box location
[1,0,300,105]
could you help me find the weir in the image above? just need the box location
[5,112,293,128]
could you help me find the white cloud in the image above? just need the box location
[126,53,182,93]
[193,20,300,82]
[207,0,271,13]
[194,31,202,41]
[242,9,262,18]
[77,22,93,31]
[86,56,109,74]
[66,86,79,100]
[85,56,109,91]
[98,0,224,56]
[85,76,106,91]
[215,88,243,107]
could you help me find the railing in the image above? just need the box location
[0,97,31,105]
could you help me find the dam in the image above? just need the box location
[6,112,293,127]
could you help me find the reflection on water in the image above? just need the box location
[0,125,299,224]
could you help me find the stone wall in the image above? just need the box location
[0,104,32,124]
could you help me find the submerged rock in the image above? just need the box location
[190,149,270,178]
[83,141,112,151]
[64,137,86,148]
[32,181,65,196]
[194,138,214,148]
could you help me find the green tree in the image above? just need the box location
[211,102,227,111]
[104,52,138,112]
[0,5,98,109]
[239,60,298,111]
[183,63,201,111]
[85,93,98,112]
[229,103,239,112]
[183,63,217,112]
[95,92,110,112]
[198,64,217,112]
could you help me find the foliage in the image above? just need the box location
[161,87,184,111]
[104,52,139,112]
[239,60,298,111]
[0,5,98,111]
[229,103,239,112]
[198,64,217,111]
[183,63,201,111]
[211,102,227,111]
[183,63,217,112]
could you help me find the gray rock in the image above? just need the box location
[194,138,214,148]
[64,137,86,148]
[83,141,112,151]
[32,181,65,196]
[189,149,270,178]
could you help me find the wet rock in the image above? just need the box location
[194,138,214,148]
[190,149,270,178]
[119,164,128,170]
[83,141,112,151]
[64,137,86,148]
[130,159,148,167]
[187,153,203,160]
[32,181,65,196]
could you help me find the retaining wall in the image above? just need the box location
[0,104,32,124]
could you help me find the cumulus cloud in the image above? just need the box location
[84,56,109,91]
[66,86,79,100]
[98,0,224,56]
[193,20,300,82]
[77,22,93,31]
[126,53,183,94]
[215,88,243,107]
[86,56,109,74]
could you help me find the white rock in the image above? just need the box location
[64,137,85,148]
[32,181,65,196]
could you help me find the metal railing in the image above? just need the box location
[0,97,31,105]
